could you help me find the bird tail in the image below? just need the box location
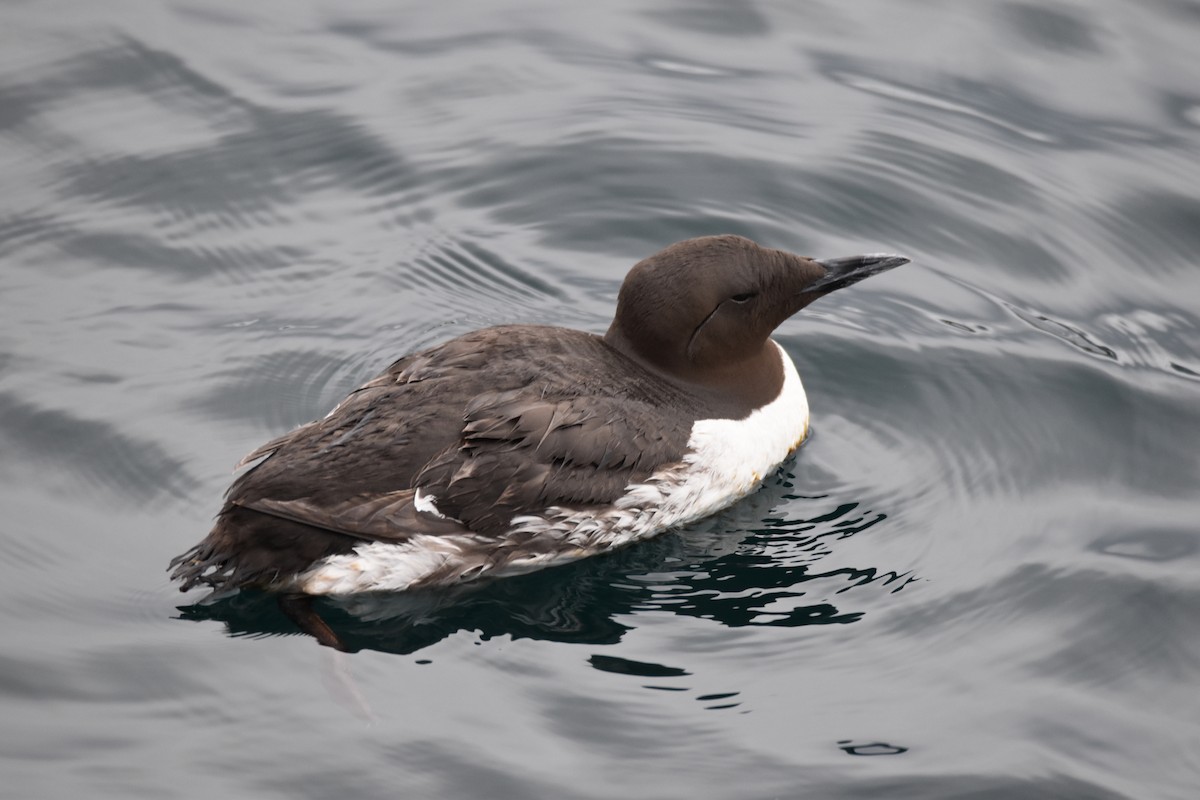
[168,504,358,594]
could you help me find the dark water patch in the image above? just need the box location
[1096,189,1200,273]
[999,1,1103,54]
[62,369,124,384]
[41,36,244,114]
[589,655,689,678]
[3,38,427,252]
[260,766,437,800]
[0,84,43,133]
[796,774,1130,800]
[4,731,142,763]
[1157,0,1200,25]
[643,0,770,38]
[0,391,197,503]
[1162,91,1200,129]
[56,106,421,229]
[0,212,65,259]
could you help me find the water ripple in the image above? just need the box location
[1005,301,1118,361]
[815,51,1177,150]
[0,391,198,504]
[189,348,353,434]
[401,234,565,306]
[3,2,1200,797]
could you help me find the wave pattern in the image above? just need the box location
[1,1,1199,799]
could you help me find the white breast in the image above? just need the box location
[551,338,810,545]
[294,340,809,594]
[666,340,810,522]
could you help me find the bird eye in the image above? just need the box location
[730,293,755,303]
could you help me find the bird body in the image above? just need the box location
[170,235,906,597]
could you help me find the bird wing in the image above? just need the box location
[409,388,691,536]
[223,331,696,543]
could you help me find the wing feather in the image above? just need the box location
[218,328,697,543]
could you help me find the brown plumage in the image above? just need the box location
[169,235,907,596]
[171,326,700,591]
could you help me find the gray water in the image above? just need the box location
[2,1,1199,798]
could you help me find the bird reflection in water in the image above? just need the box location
[176,454,916,655]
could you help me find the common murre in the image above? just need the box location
[170,235,906,604]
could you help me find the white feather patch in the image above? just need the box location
[413,488,445,519]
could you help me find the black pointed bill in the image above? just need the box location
[809,253,909,292]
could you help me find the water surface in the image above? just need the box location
[2,1,1199,798]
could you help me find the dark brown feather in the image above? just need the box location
[171,326,700,591]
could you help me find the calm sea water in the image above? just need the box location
[3,1,1199,798]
